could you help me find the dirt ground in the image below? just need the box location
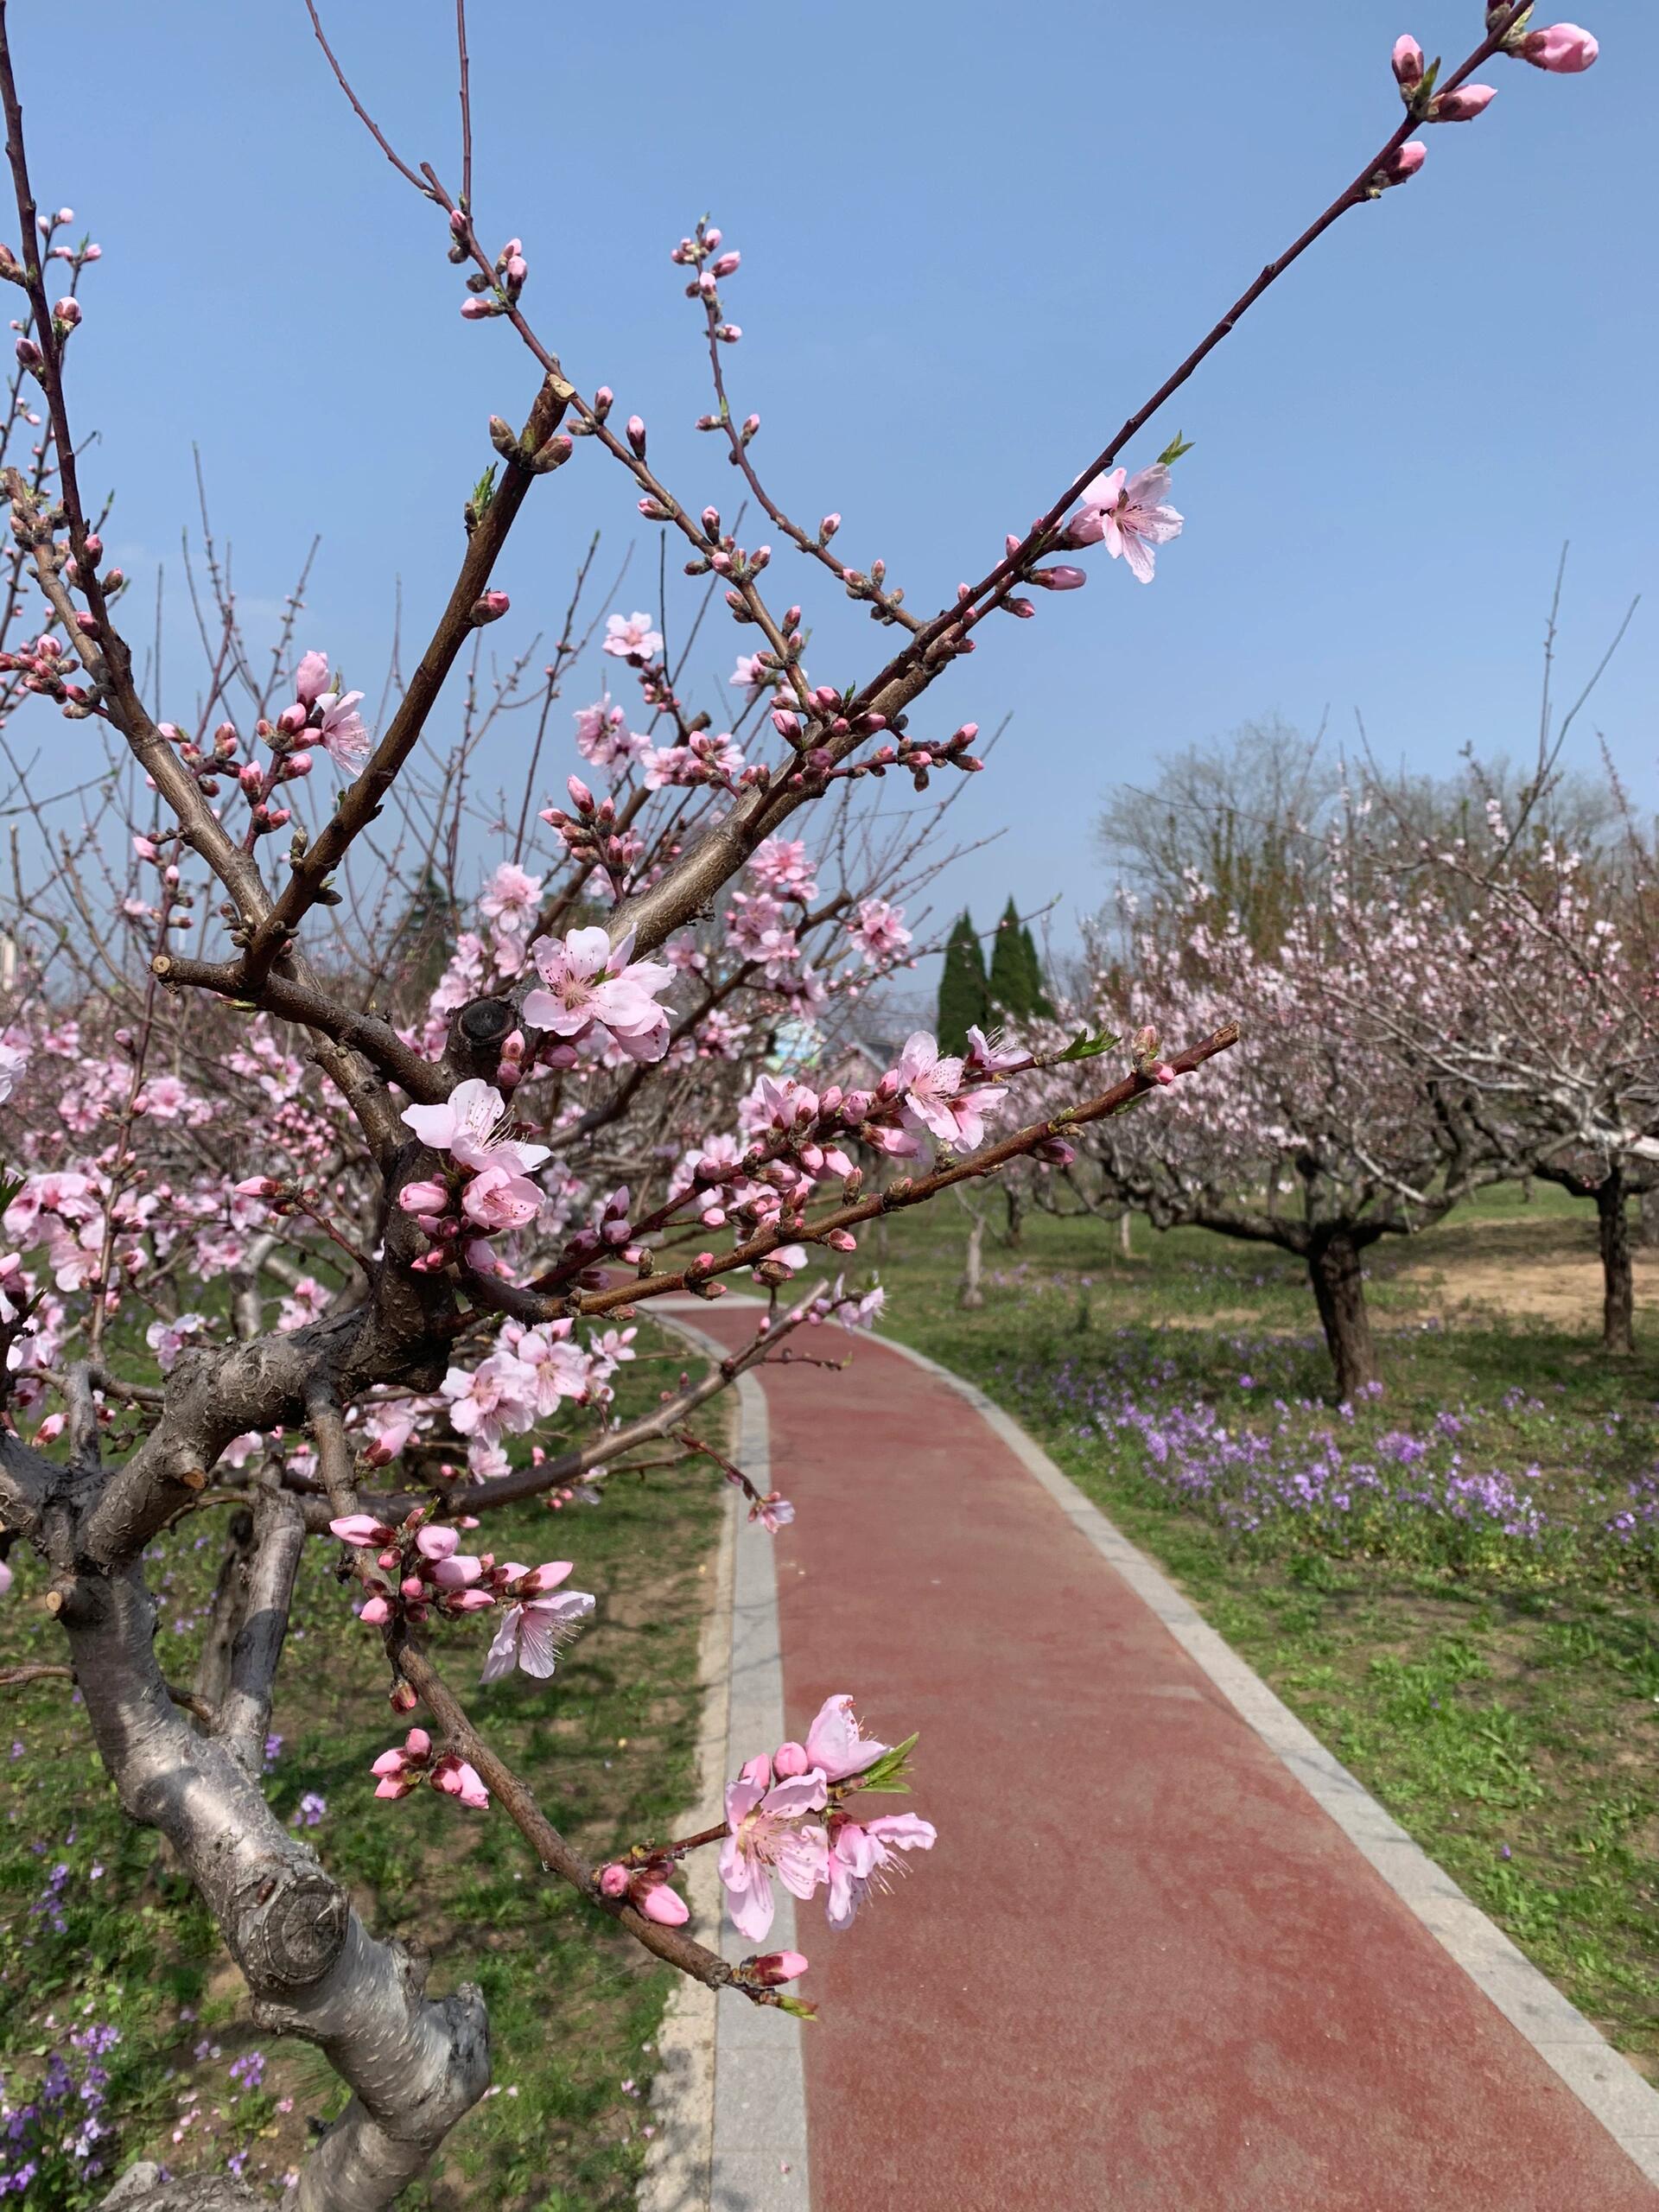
[1394,1215,1659,1332]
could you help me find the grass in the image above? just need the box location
[0,1326,721,2209]
[849,1185,1659,2076]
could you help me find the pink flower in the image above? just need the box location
[1517,22,1598,71]
[601,610,664,662]
[848,897,912,968]
[824,1813,936,1929]
[400,1077,550,1176]
[719,1756,830,1942]
[294,651,331,708]
[315,690,370,771]
[804,1693,889,1783]
[523,927,674,1060]
[460,1162,543,1232]
[479,1576,595,1681]
[894,1032,1005,1151]
[431,1754,490,1809]
[1064,464,1184,584]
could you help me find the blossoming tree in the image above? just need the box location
[0,9,1602,2206]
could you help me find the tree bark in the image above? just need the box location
[64,1562,492,2211]
[959,1213,985,1309]
[1118,1209,1134,1261]
[1598,1167,1636,1356]
[1003,1183,1025,1249]
[1306,1232,1379,1399]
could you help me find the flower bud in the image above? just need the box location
[1374,140,1427,188]
[598,1862,630,1897]
[470,588,510,625]
[711,251,741,278]
[772,1740,810,1777]
[1430,83,1496,120]
[749,1951,809,1986]
[626,414,647,457]
[1516,22,1598,71]
[1390,34,1425,89]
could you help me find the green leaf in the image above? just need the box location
[1155,431,1195,467]
[469,463,498,518]
[775,1995,818,2021]
[1055,1027,1120,1065]
[855,1730,919,1795]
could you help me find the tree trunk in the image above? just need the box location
[1118,1210,1134,1261]
[1003,1183,1025,1249]
[1306,1233,1379,1400]
[1637,1187,1659,1251]
[1598,1168,1636,1355]
[959,1213,985,1309]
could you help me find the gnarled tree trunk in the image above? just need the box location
[1597,1166,1635,1356]
[1306,1231,1378,1400]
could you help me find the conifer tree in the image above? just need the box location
[937,909,989,1052]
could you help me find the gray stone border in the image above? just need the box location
[639,1321,810,2212]
[874,1327,1659,2185]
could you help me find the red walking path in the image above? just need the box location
[691,1306,1659,2211]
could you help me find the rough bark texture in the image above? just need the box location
[104,2164,264,2210]
[1598,1167,1636,1356]
[1306,1232,1379,1400]
[64,1563,491,2212]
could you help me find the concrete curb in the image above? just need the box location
[639,1318,810,2212]
[874,1325,1659,2187]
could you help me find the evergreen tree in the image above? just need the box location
[987,899,1027,1019]
[988,898,1055,1023]
[937,910,989,1053]
[1018,921,1054,1019]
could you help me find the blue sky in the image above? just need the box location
[8,2,1650,969]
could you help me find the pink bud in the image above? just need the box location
[329,1513,394,1547]
[404,1726,431,1760]
[471,588,510,624]
[749,1951,809,1986]
[461,296,496,321]
[1153,1062,1177,1085]
[1375,140,1427,187]
[568,773,594,813]
[390,1681,419,1713]
[1432,83,1497,120]
[772,1741,810,1777]
[416,1524,460,1562]
[1517,22,1598,71]
[1390,34,1425,88]
[637,1879,690,1926]
[234,1175,280,1198]
[398,1178,449,1214]
[1031,564,1088,591]
[599,1862,629,1897]
[711,251,741,277]
[54,296,81,327]
[359,1596,392,1626]
[626,414,647,456]
[276,702,308,736]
